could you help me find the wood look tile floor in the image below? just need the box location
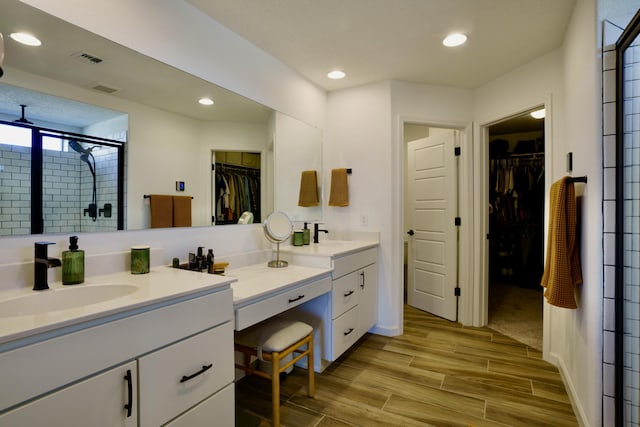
[235,305,578,427]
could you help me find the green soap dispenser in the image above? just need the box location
[62,236,84,285]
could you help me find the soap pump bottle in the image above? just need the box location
[302,222,311,245]
[62,236,84,285]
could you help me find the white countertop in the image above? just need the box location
[279,240,378,257]
[0,267,235,345]
[227,263,332,306]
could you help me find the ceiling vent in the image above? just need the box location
[71,51,104,65]
[91,82,120,94]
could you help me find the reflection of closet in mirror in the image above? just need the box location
[213,151,261,225]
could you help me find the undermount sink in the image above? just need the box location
[0,284,140,317]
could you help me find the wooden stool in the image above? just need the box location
[234,317,315,426]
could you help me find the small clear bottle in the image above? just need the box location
[62,236,84,285]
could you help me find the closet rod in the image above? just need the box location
[567,176,587,183]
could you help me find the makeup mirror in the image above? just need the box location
[263,211,292,268]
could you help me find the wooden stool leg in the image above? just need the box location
[308,333,315,397]
[271,351,281,427]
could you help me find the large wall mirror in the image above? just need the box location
[0,0,322,235]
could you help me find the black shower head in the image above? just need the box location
[69,140,88,154]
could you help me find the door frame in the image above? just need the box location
[475,96,553,354]
[398,116,473,326]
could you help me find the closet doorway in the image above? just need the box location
[487,108,545,351]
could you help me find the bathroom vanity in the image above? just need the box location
[0,268,236,426]
[279,241,379,372]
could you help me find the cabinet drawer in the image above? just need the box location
[0,361,137,427]
[332,247,377,279]
[165,382,234,427]
[332,272,359,318]
[235,276,331,330]
[138,322,234,427]
[331,306,359,360]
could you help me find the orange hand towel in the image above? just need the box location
[173,195,192,227]
[298,170,319,207]
[540,177,583,308]
[328,168,349,207]
[149,194,173,228]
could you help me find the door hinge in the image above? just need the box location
[454,146,461,156]
[454,287,461,296]
[212,164,215,171]
[455,217,461,226]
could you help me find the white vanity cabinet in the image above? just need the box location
[282,244,378,371]
[328,248,378,359]
[0,284,235,427]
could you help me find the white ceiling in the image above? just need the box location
[0,0,575,128]
[187,0,576,91]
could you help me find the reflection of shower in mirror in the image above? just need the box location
[69,140,98,221]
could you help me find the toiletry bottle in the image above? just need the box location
[207,249,215,274]
[303,222,310,245]
[62,236,84,285]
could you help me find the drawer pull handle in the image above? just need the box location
[124,369,133,418]
[343,328,354,336]
[180,363,213,383]
[288,295,305,303]
[344,290,355,297]
[360,272,365,289]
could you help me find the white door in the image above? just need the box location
[407,130,458,321]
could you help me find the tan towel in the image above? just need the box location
[328,168,349,207]
[149,194,173,228]
[173,196,192,227]
[540,177,583,308]
[298,170,319,207]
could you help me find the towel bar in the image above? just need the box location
[144,194,193,199]
[567,176,587,183]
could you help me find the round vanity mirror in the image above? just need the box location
[263,211,293,268]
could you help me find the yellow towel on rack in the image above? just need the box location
[328,168,349,207]
[149,194,173,228]
[298,170,319,207]
[540,177,583,309]
[172,196,192,227]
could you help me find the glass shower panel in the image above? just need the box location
[621,32,640,427]
[0,124,32,236]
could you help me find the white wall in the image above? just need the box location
[20,0,326,130]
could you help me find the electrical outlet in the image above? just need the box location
[360,214,368,227]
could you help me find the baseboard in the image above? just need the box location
[548,351,590,427]
[369,324,402,337]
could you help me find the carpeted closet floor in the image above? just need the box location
[488,280,543,351]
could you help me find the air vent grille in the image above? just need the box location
[71,51,104,65]
[91,82,120,94]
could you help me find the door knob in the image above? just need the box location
[407,229,415,236]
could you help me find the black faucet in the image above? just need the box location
[34,242,61,291]
[313,223,329,244]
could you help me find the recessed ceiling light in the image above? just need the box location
[530,108,545,119]
[10,32,41,47]
[327,70,346,80]
[442,33,467,47]
[198,97,214,106]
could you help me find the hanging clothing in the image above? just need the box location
[215,163,261,224]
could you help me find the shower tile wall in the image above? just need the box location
[0,145,120,235]
[0,145,31,235]
[621,38,640,426]
[606,18,640,426]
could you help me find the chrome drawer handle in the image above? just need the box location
[343,290,355,297]
[180,363,213,383]
[288,295,305,303]
[343,328,354,336]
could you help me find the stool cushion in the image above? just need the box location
[235,317,312,353]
